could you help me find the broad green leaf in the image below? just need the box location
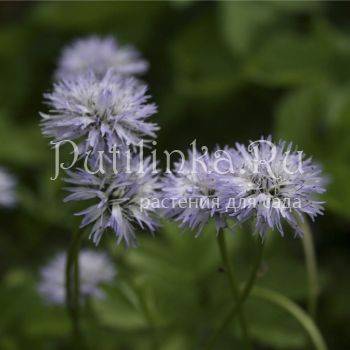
[247,298,306,349]
[275,85,350,218]
[93,281,148,330]
[171,14,241,98]
[246,32,333,86]
[0,113,48,166]
[220,1,321,56]
[220,2,277,55]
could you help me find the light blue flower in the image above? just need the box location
[64,155,160,246]
[55,35,148,80]
[41,70,159,155]
[219,137,326,237]
[161,150,227,235]
[38,250,116,304]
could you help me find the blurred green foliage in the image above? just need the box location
[0,1,350,349]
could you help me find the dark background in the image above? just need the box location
[0,1,349,349]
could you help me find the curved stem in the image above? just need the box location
[251,286,328,350]
[65,229,84,340]
[216,231,252,350]
[301,217,319,319]
[205,237,263,349]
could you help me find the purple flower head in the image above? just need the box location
[219,137,326,237]
[55,35,148,80]
[0,168,16,207]
[38,250,116,304]
[64,155,160,247]
[40,71,159,155]
[161,149,228,235]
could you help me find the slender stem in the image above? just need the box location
[65,229,83,340]
[65,247,73,314]
[216,230,251,350]
[301,217,319,319]
[240,236,264,301]
[205,237,263,349]
[138,288,159,350]
[73,245,80,332]
[251,286,328,350]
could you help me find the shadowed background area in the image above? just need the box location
[0,1,349,349]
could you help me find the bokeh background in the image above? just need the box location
[0,1,349,349]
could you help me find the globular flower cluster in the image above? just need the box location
[41,71,158,155]
[218,139,326,236]
[162,139,326,237]
[55,36,148,80]
[161,150,226,235]
[65,156,159,246]
[37,32,327,327]
[40,33,327,247]
[64,156,160,246]
[0,168,16,207]
[40,35,160,246]
[38,250,116,304]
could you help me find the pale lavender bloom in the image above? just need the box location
[64,155,160,246]
[161,150,227,235]
[40,71,158,154]
[38,250,116,304]
[0,168,16,207]
[55,36,148,80]
[219,137,326,237]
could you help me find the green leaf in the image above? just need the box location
[171,14,241,98]
[219,2,278,55]
[246,32,333,86]
[219,1,321,56]
[251,287,327,350]
[274,86,328,152]
[161,333,190,350]
[0,269,69,338]
[0,113,48,166]
[275,85,350,218]
[22,307,69,338]
[247,298,305,349]
[93,281,148,331]
[19,170,73,227]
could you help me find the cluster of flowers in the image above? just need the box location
[161,143,325,237]
[40,35,327,244]
[39,35,154,303]
[39,35,326,303]
[41,36,160,248]
[38,250,115,303]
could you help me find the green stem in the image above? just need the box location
[138,288,159,350]
[205,237,263,349]
[65,229,83,340]
[216,231,252,350]
[251,286,328,350]
[73,245,80,333]
[301,217,319,319]
[239,237,264,301]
